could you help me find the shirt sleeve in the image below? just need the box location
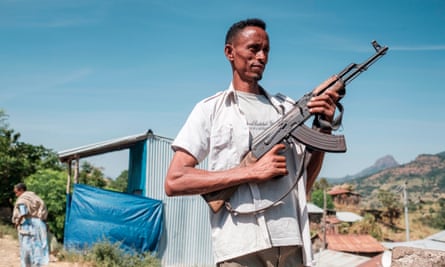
[172,101,210,163]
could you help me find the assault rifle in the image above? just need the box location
[202,40,389,213]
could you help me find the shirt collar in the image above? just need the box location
[228,82,285,115]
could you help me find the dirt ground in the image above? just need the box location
[0,235,76,267]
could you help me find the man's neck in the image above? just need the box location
[232,79,261,95]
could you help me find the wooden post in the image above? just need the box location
[403,181,410,241]
[322,188,327,250]
[66,160,72,194]
[73,158,79,184]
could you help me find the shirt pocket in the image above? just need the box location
[209,125,236,169]
[211,125,232,151]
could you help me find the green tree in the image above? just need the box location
[311,189,334,209]
[431,210,445,229]
[377,189,402,226]
[0,111,61,208]
[349,213,383,240]
[108,170,128,192]
[0,109,6,126]
[78,161,107,188]
[25,169,67,241]
[311,178,330,192]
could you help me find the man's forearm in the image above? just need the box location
[305,150,325,195]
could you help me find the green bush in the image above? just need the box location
[25,168,67,241]
[0,221,17,239]
[350,213,383,241]
[59,240,161,267]
[311,189,334,209]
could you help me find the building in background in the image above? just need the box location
[58,130,214,267]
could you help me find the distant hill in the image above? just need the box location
[327,155,399,184]
[357,155,400,177]
[335,151,445,206]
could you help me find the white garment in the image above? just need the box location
[172,83,313,265]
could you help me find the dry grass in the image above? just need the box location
[334,202,441,242]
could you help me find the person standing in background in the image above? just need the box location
[12,183,49,267]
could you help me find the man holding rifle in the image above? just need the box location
[165,18,344,267]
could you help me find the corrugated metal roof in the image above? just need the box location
[313,249,371,267]
[382,230,445,252]
[429,230,445,243]
[327,234,385,253]
[327,188,350,195]
[328,188,360,196]
[336,211,363,222]
[307,202,323,213]
[58,130,168,162]
[357,252,391,267]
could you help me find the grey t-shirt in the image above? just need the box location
[236,90,303,246]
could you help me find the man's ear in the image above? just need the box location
[224,44,234,61]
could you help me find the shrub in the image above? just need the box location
[59,240,161,267]
[25,169,67,241]
[0,221,17,239]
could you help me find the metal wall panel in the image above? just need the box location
[145,135,214,267]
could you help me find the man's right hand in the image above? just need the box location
[243,143,288,183]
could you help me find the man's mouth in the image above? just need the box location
[251,64,265,71]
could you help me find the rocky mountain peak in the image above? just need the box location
[373,155,399,169]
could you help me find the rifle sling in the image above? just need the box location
[224,147,311,216]
[314,102,344,131]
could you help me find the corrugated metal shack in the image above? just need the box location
[58,130,214,267]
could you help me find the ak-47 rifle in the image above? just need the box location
[202,40,389,213]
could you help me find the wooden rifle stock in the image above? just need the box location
[202,151,258,212]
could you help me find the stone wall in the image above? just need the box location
[392,246,445,267]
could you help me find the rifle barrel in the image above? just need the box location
[341,41,389,84]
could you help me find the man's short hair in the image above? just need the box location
[14,183,27,192]
[225,18,266,45]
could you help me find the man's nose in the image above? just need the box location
[257,50,267,60]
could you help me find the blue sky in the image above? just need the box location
[1,0,444,179]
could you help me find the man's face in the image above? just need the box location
[14,188,23,197]
[226,26,270,82]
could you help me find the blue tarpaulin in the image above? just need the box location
[64,184,163,253]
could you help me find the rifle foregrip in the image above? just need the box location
[291,125,347,153]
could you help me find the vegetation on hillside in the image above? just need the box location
[350,153,445,203]
[321,152,445,241]
[348,213,383,240]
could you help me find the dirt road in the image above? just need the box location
[0,235,20,267]
[0,235,75,267]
